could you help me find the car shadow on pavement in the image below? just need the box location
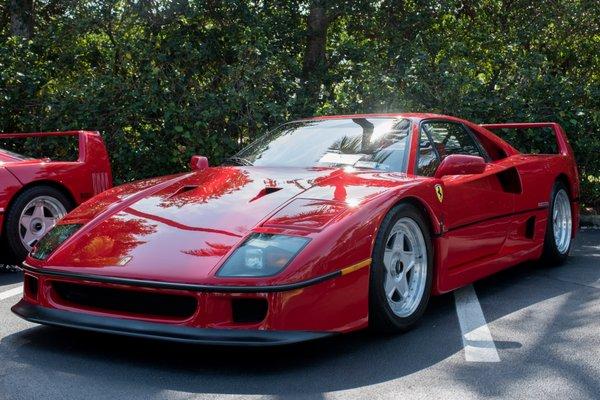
[1,232,598,398]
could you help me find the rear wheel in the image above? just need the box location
[3,186,72,264]
[541,181,573,265]
[369,203,433,332]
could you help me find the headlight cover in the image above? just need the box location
[30,224,82,260]
[217,233,310,277]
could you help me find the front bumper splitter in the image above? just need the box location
[12,300,333,346]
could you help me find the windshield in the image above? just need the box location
[232,118,411,172]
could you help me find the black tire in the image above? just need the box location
[2,186,73,264]
[369,202,434,333]
[541,181,573,265]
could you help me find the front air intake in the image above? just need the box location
[231,298,268,323]
[24,275,39,300]
[51,281,197,320]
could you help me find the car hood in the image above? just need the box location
[40,166,413,283]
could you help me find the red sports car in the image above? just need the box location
[1,131,112,264]
[12,114,579,345]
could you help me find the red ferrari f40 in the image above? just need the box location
[1,131,112,264]
[13,114,579,345]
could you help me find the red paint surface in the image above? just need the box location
[20,115,579,334]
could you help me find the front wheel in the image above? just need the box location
[541,181,573,265]
[369,203,433,332]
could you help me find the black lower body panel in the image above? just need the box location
[11,300,333,346]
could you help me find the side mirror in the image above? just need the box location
[190,155,209,171]
[434,154,486,178]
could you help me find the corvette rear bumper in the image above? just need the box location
[12,300,333,346]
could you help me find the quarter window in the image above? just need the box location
[417,131,439,177]
[421,121,486,159]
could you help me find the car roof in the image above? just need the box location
[299,113,519,157]
[301,113,470,123]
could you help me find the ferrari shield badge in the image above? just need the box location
[435,184,444,203]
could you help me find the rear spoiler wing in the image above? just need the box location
[0,130,113,195]
[480,122,574,157]
[0,130,108,164]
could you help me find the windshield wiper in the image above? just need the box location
[223,156,253,166]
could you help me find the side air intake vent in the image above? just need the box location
[525,216,536,239]
[497,167,522,194]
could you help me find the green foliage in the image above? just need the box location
[0,0,598,207]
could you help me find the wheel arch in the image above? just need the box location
[3,180,76,225]
[555,173,572,197]
[373,195,443,295]
[553,173,579,236]
[367,195,438,331]
[368,193,443,257]
[399,195,443,236]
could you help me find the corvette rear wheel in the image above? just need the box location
[3,186,72,264]
[369,203,433,332]
[541,181,573,265]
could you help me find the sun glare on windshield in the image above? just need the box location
[232,118,411,172]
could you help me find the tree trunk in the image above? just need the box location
[9,0,34,38]
[301,1,330,107]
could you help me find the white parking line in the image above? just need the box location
[454,285,500,362]
[0,286,22,301]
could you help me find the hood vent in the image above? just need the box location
[250,187,282,202]
[169,185,198,198]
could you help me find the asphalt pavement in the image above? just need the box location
[0,230,598,400]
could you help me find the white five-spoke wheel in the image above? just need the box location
[542,181,573,265]
[383,217,428,318]
[552,189,572,255]
[3,185,72,264]
[370,203,433,332]
[18,196,67,251]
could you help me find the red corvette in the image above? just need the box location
[12,114,579,345]
[1,131,112,264]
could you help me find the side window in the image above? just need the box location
[422,121,486,159]
[417,130,440,177]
